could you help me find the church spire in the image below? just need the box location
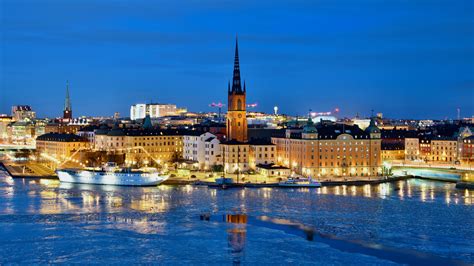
[230,36,243,94]
[65,80,71,111]
[63,80,72,120]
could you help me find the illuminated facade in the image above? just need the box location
[381,129,416,162]
[36,133,89,160]
[0,116,13,141]
[130,103,186,121]
[222,141,250,173]
[248,140,276,169]
[461,136,474,163]
[272,118,382,178]
[8,119,45,145]
[405,136,459,163]
[405,137,420,161]
[183,132,221,169]
[94,125,185,165]
[430,138,458,162]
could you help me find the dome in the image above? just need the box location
[365,118,380,134]
[303,117,317,134]
[142,114,153,129]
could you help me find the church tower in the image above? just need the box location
[226,38,248,142]
[63,80,72,120]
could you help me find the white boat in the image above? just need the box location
[56,163,169,186]
[278,177,321,188]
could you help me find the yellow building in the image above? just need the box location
[36,133,90,161]
[382,149,405,161]
[272,118,382,179]
[221,141,249,174]
[94,125,185,166]
[405,137,420,161]
[405,136,459,164]
[248,140,277,168]
[430,138,458,163]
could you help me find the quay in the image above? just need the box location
[2,161,473,189]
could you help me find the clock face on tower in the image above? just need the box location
[238,114,242,118]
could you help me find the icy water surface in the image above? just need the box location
[0,171,473,264]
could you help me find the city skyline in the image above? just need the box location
[1,0,473,119]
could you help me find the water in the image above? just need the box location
[0,170,473,264]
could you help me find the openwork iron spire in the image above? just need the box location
[230,37,243,94]
[64,80,71,111]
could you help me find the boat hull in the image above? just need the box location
[56,169,169,186]
[278,183,321,188]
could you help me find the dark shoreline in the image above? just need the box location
[2,162,472,189]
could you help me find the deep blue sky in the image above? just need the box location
[1,0,473,119]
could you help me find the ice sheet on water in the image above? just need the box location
[0,172,473,264]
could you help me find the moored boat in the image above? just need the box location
[278,177,321,188]
[56,162,169,186]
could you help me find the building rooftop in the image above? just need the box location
[221,139,249,145]
[248,138,274,146]
[36,133,87,142]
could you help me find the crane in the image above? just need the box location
[247,102,258,109]
[209,102,225,121]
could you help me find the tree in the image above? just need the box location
[212,164,224,173]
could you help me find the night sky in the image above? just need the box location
[1,0,473,119]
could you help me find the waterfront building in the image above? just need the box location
[461,135,474,164]
[130,103,186,121]
[256,164,291,178]
[222,140,250,173]
[381,129,417,162]
[36,133,89,161]
[11,105,36,121]
[405,137,420,161]
[183,132,221,170]
[204,135,221,169]
[93,121,185,166]
[271,117,382,178]
[248,139,277,169]
[405,136,459,164]
[455,126,473,161]
[7,118,45,145]
[430,137,458,163]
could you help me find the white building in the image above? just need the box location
[204,135,221,170]
[130,103,186,120]
[183,132,221,170]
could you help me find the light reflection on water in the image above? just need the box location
[1,176,473,216]
[0,169,473,264]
